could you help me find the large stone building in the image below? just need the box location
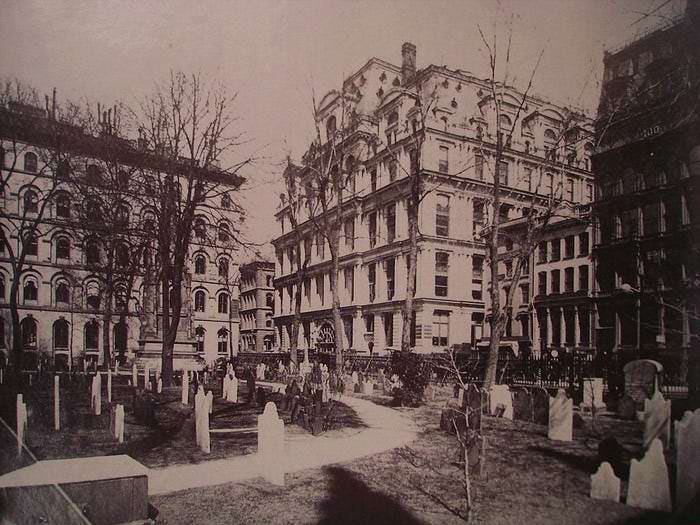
[592,4,700,369]
[0,101,243,370]
[272,43,595,356]
[239,260,275,352]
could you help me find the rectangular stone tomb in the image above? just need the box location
[0,455,149,525]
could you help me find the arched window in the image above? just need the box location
[218,293,229,314]
[499,114,513,130]
[0,275,5,301]
[55,281,70,305]
[56,193,70,218]
[195,326,205,353]
[265,313,273,328]
[21,317,37,349]
[326,115,337,141]
[53,319,69,351]
[544,129,557,159]
[218,223,231,243]
[115,243,129,268]
[114,285,128,310]
[115,204,129,227]
[194,290,206,312]
[86,164,102,185]
[56,237,70,260]
[22,230,38,256]
[387,111,399,127]
[114,321,128,354]
[194,218,207,240]
[23,278,38,303]
[194,255,206,275]
[86,281,101,310]
[84,197,101,222]
[218,258,229,279]
[221,193,232,209]
[24,152,38,173]
[266,293,274,308]
[23,189,38,214]
[56,160,71,180]
[217,328,228,354]
[85,320,99,351]
[143,212,155,234]
[85,239,100,266]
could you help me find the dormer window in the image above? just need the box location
[24,152,37,173]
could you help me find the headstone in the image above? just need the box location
[457,387,465,409]
[617,395,637,420]
[91,373,102,416]
[623,360,662,408]
[206,390,213,414]
[532,387,550,425]
[157,378,163,394]
[115,404,124,443]
[627,439,671,512]
[465,384,482,431]
[194,388,210,453]
[424,384,435,402]
[16,394,26,454]
[181,371,189,405]
[53,375,60,431]
[582,378,606,412]
[227,375,238,403]
[489,385,513,420]
[643,391,671,449]
[675,409,700,511]
[590,462,620,502]
[144,368,150,391]
[512,387,532,422]
[107,368,112,403]
[257,402,285,486]
[132,363,137,388]
[548,389,573,442]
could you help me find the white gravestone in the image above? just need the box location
[222,374,231,400]
[548,389,573,442]
[54,375,60,431]
[132,363,138,388]
[489,385,513,420]
[181,371,189,405]
[582,378,605,411]
[675,409,700,511]
[258,402,285,486]
[590,462,620,502]
[643,391,671,449]
[157,378,163,394]
[206,390,213,415]
[457,387,465,408]
[627,438,671,512]
[91,373,102,416]
[194,388,210,453]
[115,404,125,443]
[224,374,238,403]
[16,394,27,454]
[107,368,112,404]
[144,368,150,391]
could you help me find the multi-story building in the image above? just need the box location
[592,3,700,368]
[239,260,275,352]
[0,101,242,369]
[273,43,595,356]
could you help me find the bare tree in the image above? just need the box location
[133,71,251,385]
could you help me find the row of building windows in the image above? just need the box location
[537,265,590,296]
[599,196,691,242]
[537,232,590,264]
[193,290,232,314]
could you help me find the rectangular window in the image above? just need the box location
[565,235,575,259]
[472,255,484,280]
[564,308,576,345]
[369,212,377,248]
[475,154,484,180]
[545,173,553,195]
[565,177,574,201]
[370,168,377,192]
[432,311,449,347]
[439,146,449,173]
[643,202,660,235]
[551,269,560,294]
[304,236,313,262]
[365,314,374,334]
[579,265,589,291]
[343,316,354,348]
[316,275,325,305]
[564,267,574,292]
[537,242,547,263]
[436,194,450,237]
[344,219,354,250]
[538,271,547,296]
[386,203,396,243]
[389,160,397,182]
[409,149,418,174]
[497,161,509,185]
[384,313,394,347]
[579,308,590,344]
[579,232,589,256]
[304,278,311,304]
[368,263,376,302]
[523,167,532,191]
[473,200,484,237]
[316,234,325,259]
[586,183,593,202]
[435,252,449,297]
[550,239,561,261]
[385,257,395,300]
[521,284,530,303]
[344,267,354,302]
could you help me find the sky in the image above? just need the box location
[0,0,687,258]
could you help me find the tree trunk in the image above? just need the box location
[102,312,111,370]
[9,277,22,381]
[160,274,179,386]
[329,257,344,372]
[401,203,419,352]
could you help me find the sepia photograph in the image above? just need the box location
[0,0,698,523]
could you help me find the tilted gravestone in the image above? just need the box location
[512,387,533,422]
[627,439,671,512]
[548,389,573,442]
[590,461,620,503]
[643,391,671,449]
[623,360,662,409]
[675,409,700,511]
[531,387,550,426]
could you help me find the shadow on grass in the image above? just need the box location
[528,445,597,474]
[318,466,426,525]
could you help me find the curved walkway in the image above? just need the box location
[148,393,419,495]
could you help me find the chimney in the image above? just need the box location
[401,42,417,85]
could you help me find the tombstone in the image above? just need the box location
[532,387,550,425]
[107,368,112,404]
[258,401,285,486]
[377,370,386,392]
[489,384,513,420]
[206,390,213,415]
[643,391,671,449]
[457,387,465,409]
[617,394,637,420]
[465,384,482,432]
[582,378,606,412]
[181,371,189,405]
[675,409,700,511]
[16,394,27,454]
[548,389,573,442]
[590,462,620,503]
[424,384,435,402]
[227,375,238,403]
[132,363,138,388]
[53,375,60,431]
[194,388,210,453]
[623,360,662,409]
[115,404,125,443]
[91,373,102,416]
[512,387,533,422]
[144,368,150,391]
[627,439,671,512]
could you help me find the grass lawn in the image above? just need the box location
[151,387,695,525]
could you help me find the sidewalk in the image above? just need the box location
[148,394,418,495]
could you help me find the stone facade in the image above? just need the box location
[239,260,275,352]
